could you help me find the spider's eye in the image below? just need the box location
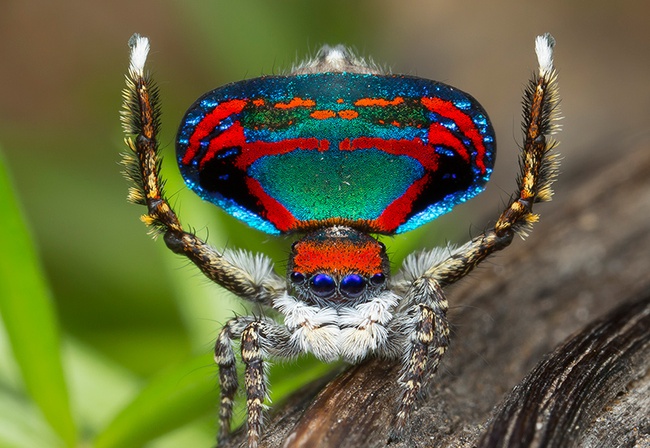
[310,273,336,298]
[369,273,386,287]
[290,271,305,284]
[340,274,366,298]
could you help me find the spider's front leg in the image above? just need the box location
[214,316,295,447]
[426,34,561,288]
[392,275,449,432]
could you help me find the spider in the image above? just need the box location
[121,34,560,447]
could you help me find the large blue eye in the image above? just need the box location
[340,274,366,298]
[310,273,336,298]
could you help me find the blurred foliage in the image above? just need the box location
[0,2,467,446]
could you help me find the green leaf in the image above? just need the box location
[0,148,76,445]
[0,384,62,448]
[94,353,217,448]
[62,339,140,435]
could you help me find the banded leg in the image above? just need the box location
[241,322,267,448]
[394,277,449,433]
[121,35,284,304]
[214,316,253,443]
[425,33,561,287]
[214,316,295,447]
[241,319,297,448]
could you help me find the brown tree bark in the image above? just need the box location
[225,138,650,448]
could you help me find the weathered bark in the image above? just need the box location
[225,139,650,448]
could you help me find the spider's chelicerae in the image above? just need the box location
[121,34,560,447]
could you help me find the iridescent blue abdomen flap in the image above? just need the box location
[176,73,495,234]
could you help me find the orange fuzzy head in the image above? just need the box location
[288,226,389,304]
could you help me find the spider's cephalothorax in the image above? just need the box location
[121,35,560,448]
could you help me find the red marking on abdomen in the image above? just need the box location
[197,122,247,169]
[233,138,329,169]
[375,175,429,232]
[197,123,330,171]
[421,97,487,173]
[428,122,470,163]
[183,99,247,165]
[342,137,439,172]
[245,178,297,232]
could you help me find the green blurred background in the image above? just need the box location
[1,1,649,446]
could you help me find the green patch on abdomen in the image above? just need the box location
[250,149,424,221]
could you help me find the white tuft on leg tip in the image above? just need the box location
[128,33,150,77]
[535,33,555,77]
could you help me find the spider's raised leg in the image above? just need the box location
[120,34,285,305]
[402,33,561,291]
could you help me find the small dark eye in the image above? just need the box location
[310,273,336,298]
[370,273,386,286]
[290,271,305,284]
[340,274,366,298]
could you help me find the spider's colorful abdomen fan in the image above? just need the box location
[176,73,496,235]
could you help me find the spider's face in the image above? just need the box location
[287,226,389,307]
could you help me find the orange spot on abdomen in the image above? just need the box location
[310,110,336,120]
[274,97,316,109]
